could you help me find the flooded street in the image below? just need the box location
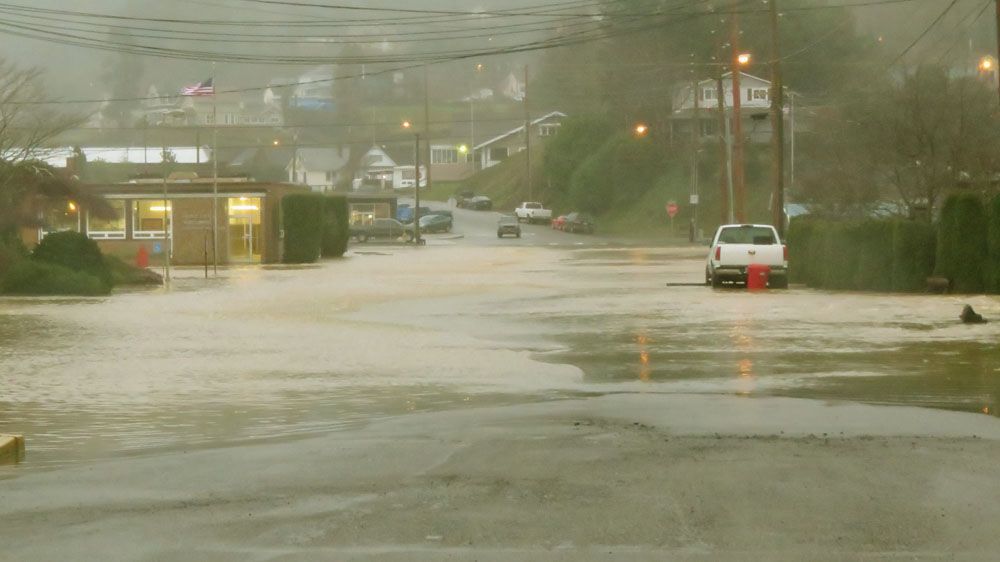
[2,240,999,465]
[4,231,1000,560]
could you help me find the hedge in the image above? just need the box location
[935,194,987,293]
[32,231,112,291]
[854,220,894,292]
[787,218,820,286]
[321,195,350,258]
[282,193,326,264]
[891,220,936,292]
[2,260,110,296]
[987,194,1000,293]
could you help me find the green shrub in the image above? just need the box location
[854,220,894,292]
[936,194,987,293]
[787,218,819,285]
[105,255,163,286]
[32,231,112,290]
[321,196,350,258]
[892,220,936,292]
[0,236,27,278]
[2,260,110,296]
[282,193,325,264]
[819,221,862,290]
[987,195,1000,293]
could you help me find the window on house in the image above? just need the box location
[753,89,769,101]
[703,88,717,101]
[133,200,172,239]
[326,171,335,183]
[87,200,127,240]
[539,124,559,137]
[431,148,459,164]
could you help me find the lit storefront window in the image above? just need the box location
[133,200,172,239]
[87,200,127,240]
[41,200,80,238]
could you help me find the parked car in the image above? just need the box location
[497,215,521,238]
[467,196,493,210]
[351,218,413,243]
[706,224,788,288]
[563,212,595,234]
[514,202,553,224]
[551,215,567,230]
[419,213,453,233]
[454,190,475,208]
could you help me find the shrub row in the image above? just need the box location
[788,218,936,292]
[282,193,350,264]
[935,194,987,293]
[1,231,114,296]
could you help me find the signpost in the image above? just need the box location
[666,201,680,234]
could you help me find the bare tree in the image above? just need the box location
[0,59,97,238]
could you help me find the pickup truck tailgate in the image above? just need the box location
[719,244,784,267]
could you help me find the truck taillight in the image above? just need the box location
[715,246,721,261]
[783,245,788,261]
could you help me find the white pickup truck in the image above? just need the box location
[706,224,788,288]
[514,202,553,224]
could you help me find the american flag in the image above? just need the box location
[181,78,215,96]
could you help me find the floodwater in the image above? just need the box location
[2,245,998,468]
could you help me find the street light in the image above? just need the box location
[737,52,752,66]
[633,123,650,137]
[458,144,469,154]
[402,119,423,246]
[979,56,996,72]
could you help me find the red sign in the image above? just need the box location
[666,202,679,219]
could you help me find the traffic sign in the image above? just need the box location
[666,202,680,219]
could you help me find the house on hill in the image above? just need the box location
[472,111,566,170]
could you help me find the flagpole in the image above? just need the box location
[211,64,219,275]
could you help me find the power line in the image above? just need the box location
[891,0,960,64]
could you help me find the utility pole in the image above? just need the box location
[715,49,732,224]
[423,64,433,194]
[769,0,785,236]
[414,133,422,245]
[161,139,171,284]
[995,0,1000,104]
[523,64,532,201]
[730,11,746,223]
[690,74,700,239]
[211,81,219,276]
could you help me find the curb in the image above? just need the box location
[0,434,25,464]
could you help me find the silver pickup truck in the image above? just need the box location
[706,224,788,288]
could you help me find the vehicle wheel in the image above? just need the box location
[770,276,789,289]
[705,268,712,286]
[711,272,724,288]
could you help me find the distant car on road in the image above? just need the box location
[454,190,475,208]
[351,218,413,243]
[514,202,553,224]
[419,213,453,233]
[551,215,567,230]
[563,212,595,234]
[497,215,521,238]
[398,206,432,224]
[467,196,493,210]
[706,223,788,288]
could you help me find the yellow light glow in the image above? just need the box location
[272,139,280,146]
[67,201,77,212]
[402,120,412,129]
[230,205,260,211]
[737,53,752,66]
[634,123,649,137]
[475,63,485,72]
[150,205,172,212]
[458,144,469,154]
[980,57,995,72]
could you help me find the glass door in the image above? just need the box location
[227,197,262,263]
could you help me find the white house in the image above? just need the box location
[472,111,566,170]
[392,165,428,190]
[287,147,351,192]
[671,71,788,144]
[358,145,397,188]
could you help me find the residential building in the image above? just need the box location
[670,71,789,144]
[472,111,566,170]
[286,147,352,192]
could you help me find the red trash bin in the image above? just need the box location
[746,263,770,290]
[136,246,149,269]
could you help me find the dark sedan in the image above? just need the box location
[563,212,595,234]
[419,213,453,233]
[467,196,493,211]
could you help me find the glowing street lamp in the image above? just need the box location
[402,120,413,130]
[737,52,752,66]
[979,56,996,73]
[458,144,469,154]
[633,123,650,137]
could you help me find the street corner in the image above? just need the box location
[0,434,25,465]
